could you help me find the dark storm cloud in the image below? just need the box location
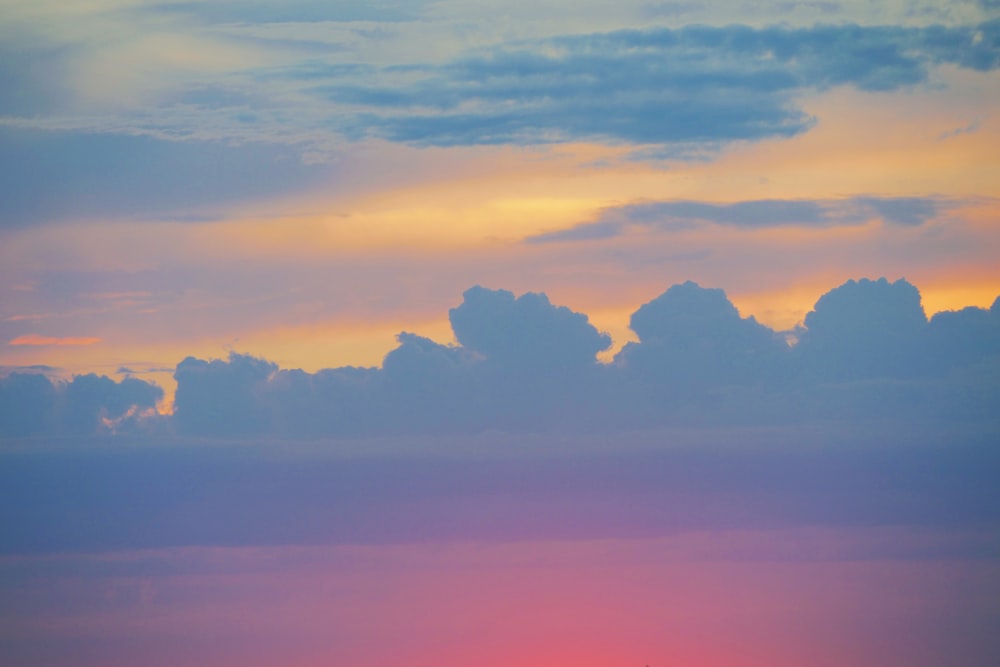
[0,128,329,228]
[320,20,1000,148]
[527,196,951,243]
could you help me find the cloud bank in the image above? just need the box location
[0,372,162,437]
[5,276,996,439]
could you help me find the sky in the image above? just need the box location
[2,1,1000,666]
[1,0,999,398]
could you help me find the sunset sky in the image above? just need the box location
[2,0,999,399]
[2,1,1000,666]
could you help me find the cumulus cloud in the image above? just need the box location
[0,372,162,437]
[795,278,928,381]
[173,353,278,437]
[152,277,1000,438]
[616,281,788,389]
[925,301,1000,373]
[449,286,611,372]
[3,278,997,440]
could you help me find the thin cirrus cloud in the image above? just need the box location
[8,334,102,346]
[527,196,954,243]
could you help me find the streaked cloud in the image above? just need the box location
[1,13,996,175]
[528,196,956,243]
[318,21,999,149]
[9,334,102,346]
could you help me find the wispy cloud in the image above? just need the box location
[315,20,1000,149]
[1,17,997,166]
[527,196,957,243]
[938,119,981,139]
[8,334,102,346]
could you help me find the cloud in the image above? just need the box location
[135,0,425,25]
[322,20,1000,149]
[2,277,997,440]
[2,15,995,184]
[61,374,164,435]
[0,373,57,437]
[0,127,330,228]
[796,277,929,381]
[852,196,944,226]
[173,353,278,437]
[527,196,953,243]
[613,282,789,416]
[0,372,163,437]
[937,119,981,139]
[1,424,998,554]
[925,302,1000,373]
[449,286,611,372]
[8,334,102,346]
[150,276,1000,439]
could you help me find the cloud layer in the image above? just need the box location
[0,372,162,437]
[330,20,1000,148]
[5,276,997,438]
[1,14,997,227]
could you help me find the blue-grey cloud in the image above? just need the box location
[173,353,278,437]
[135,0,423,25]
[0,45,75,117]
[0,373,57,437]
[938,119,981,139]
[796,277,929,382]
[0,127,330,228]
[449,287,611,372]
[3,277,999,440]
[1,425,998,554]
[4,17,995,192]
[150,277,1000,439]
[0,372,162,437]
[313,20,999,149]
[527,196,952,243]
[616,281,788,388]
